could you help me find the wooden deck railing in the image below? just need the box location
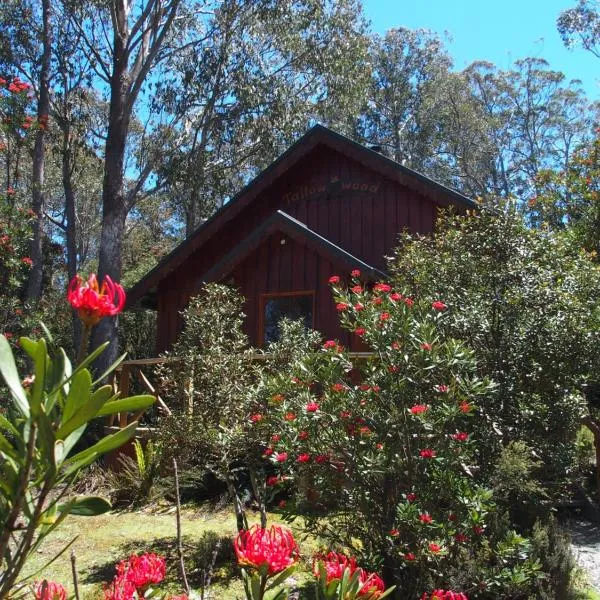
[108,352,376,430]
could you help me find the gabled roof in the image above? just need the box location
[127,124,475,307]
[201,210,386,285]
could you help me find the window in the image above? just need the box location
[260,291,314,345]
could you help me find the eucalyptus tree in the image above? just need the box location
[355,27,451,173]
[558,0,600,59]
[155,0,370,236]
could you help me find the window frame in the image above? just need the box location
[258,290,316,347]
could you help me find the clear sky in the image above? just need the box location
[362,0,599,100]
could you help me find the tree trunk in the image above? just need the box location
[25,0,51,302]
[62,124,82,353]
[91,19,130,374]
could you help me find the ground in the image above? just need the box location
[19,507,600,599]
[21,506,318,599]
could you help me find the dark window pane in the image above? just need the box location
[263,294,313,344]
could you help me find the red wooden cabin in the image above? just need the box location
[127,125,475,352]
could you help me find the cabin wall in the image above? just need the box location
[155,146,439,352]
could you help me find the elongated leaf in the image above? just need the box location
[57,385,113,439]
[62,369,92,425]
[59,496,111,516]
[30,338,48,415]
[36,412,57,471]
[0,431,17,459]
[65,422,138,468]
[92,352,127,386]
[0,335,29,417]
[96,395,155,417]
[61,424,87,460]
[0,413,19,437]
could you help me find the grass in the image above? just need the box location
[21,506,318,599]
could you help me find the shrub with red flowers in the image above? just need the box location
[256,274,541,598]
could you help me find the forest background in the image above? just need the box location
[1,0,600,363]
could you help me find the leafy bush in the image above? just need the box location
[390,203,600,498]
[155,284,263,528]
[257,275,541,598]
[105,438,164,507]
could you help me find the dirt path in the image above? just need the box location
[569,520,600,591]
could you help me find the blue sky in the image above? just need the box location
[362,0,599,100]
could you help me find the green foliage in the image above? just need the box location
[258,278,540,598]
[390,203,600,497]
[104,438,164,507]
[0,329,155,596]
[156,284,262,526]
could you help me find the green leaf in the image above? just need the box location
[96,394,155,417]
[0,413,20,437]
[64,422,138,474]
[29,338,48,415]
[92,352,127,386]
[0,334,29,417]
[59,496,111,516]
[57,385,113,439]
[62,368,92,425]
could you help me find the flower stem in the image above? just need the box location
[76,323,91,365]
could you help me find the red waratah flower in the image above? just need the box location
[435,384,449,393]
[452,432,469,442]
[410,404,428,415]
[34,581,67,600]
[419,513,433,524]
[315,454,329,464]
[372,297,383,306]
[388,365,399,373]
[459,401,472,413]
[21,257,33,266]
[376,442,384,450]
[351,285,363,293]
[404,297,414,308]
[351,269,361,278]
[406,493,417,502]
[432,300,447,311]
[379,312,390,321]
[271,393,284,403]
[421,342,432,351]
[336,302,349,312]
[373,283,391,293]
[422,590,468,600]
[358,570,387,599]
[115,553,166,592]
[297,453,311,463]
[473,525,484,535]
[278,499,287,508]
[266,475,280,486]
[263,448,273,457]
[454,533,468,543]
[313,552,359,584]
[420,449,436,459]
[0,77,6,86]
[284,412,296,421]
[103,576,136,600]
[271,434,281,442]
[372,385,381,392]
[331,383,346,393]
[359,384,370,391]
[299,430,309,440]
[354,302,365,311]
[323,340,337,349]
[67,273,125,327]
[306,402,319,412]
[328,275,341,284]
[275,452,288,462]
[235,524,299,576]
[403,552,416,561]
[390,528,400,536]
[390,292,402,301]
[391,341,400,350]
[250,414,263,423]
[428,543,441,554]
[355,327,366,336]
[358,426,372,436]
